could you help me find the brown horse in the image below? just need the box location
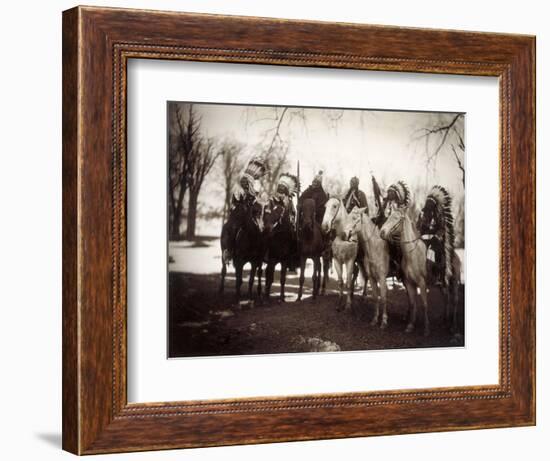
[348,207,391,328]
[263,199,296,302]
[297,198,328,301]
[220,201,264,300]
[380,207,430,336]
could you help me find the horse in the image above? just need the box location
[220,201,264,301]
[347,207,391,328]
[297,198,328,301]
[380,206,430,336]
[263,198,296,302]
[417,186,462,332]
[321,197,359,311]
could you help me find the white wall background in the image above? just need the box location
[0,1,545,459]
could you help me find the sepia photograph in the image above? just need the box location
[167,101,466,358]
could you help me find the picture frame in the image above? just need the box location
[62,5,535,455]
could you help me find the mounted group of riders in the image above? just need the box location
[220,153,460,334]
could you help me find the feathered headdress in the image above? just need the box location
[388,180,411,207]
[427,185,455,285]
[243,155,267,181]
[277,173,300,197]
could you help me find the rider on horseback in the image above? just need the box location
[379,180,411,279]
[225,155,266,260]
[268,173,299,271]
[270,172,299,232]
[231,155,265,209]
[343,176,368,214]
[298,170,328,224]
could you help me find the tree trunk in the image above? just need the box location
[186,191,199,240]
[170,209,181,241]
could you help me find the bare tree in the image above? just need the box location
[168,103,200,240]
[261,143,290,196]
[218,141,244,223]
[415,113,465,186]
[186,136,222,240]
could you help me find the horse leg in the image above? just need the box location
[321,255,330,296]
[404,280,417,333]
[351,263,359,299]
[280,263,287,303]
[358,259,368,297]
[369,278,379,326]
[248,263,256,299]
[334,260,344,311]
[220,261,226,294]
[257,263,263,299]
[451,278,459,333]
[419,280,430,336]
[297,256,306,301]
[313,257,321,299]
[344,259,355,311]
[379,278,388,329]
[235,261,243,302]
[265,262,274,301]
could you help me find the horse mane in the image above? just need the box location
[427,185,455,285]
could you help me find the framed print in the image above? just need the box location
[62,6,535,455]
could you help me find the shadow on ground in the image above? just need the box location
[169,270,465,358]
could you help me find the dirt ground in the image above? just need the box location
[168,268,465,358]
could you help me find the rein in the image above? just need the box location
[386,213,423,250]
[329,199,342,231]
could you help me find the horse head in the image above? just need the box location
[300,198,316,237]
[229,201,249,228]
[380,206,406,242]
[321,197,341,235]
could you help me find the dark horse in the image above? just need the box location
[297,198,329,300]
[263,199,296,302]
[220,201,264,300]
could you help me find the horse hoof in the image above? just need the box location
[405,323,414,333]
[380,322,388,330]
[369,318,378,327]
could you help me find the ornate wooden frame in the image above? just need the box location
[62,5,535,455]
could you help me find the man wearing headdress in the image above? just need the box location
[225,155,266,261]
[383,180,411,215]
[298,170,328,224]
[267,173,299,271]
[230,155,266,209]
[270,172,299,231]
[343,176,368,214]
[380,180,411,279]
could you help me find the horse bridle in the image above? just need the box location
[328,198,341,231]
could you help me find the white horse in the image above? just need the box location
[380,207,430,336]
[348,207,390,328]
[321,198,359,311]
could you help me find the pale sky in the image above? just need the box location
[174,102,465,211]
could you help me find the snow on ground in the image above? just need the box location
[169,238,466,286]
